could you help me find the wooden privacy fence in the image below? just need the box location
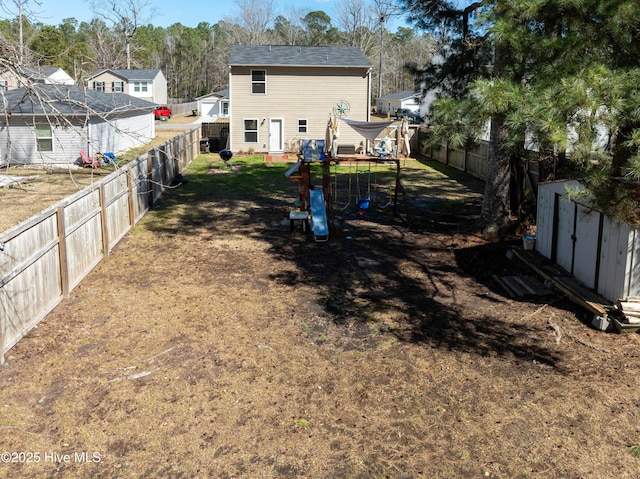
[0,128,200,363]
[415,128,546,195]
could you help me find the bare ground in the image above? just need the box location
[1,152,640,479]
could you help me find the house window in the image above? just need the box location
[36,124,53,152]
[221,101,229,116]
[251,70,266,94]
[93,81,105,92]
[112,81,124,92]
[133,81,148,92]
[244,119,258,143]
[0,80,7,91]
[298,119,308,134]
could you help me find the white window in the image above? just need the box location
[244,119,258,143]
[221,101,229,116]
[133,82,148,92]
[251,70,266,94]
[36,124,53,152]
[112,81,124,92]
[93,81,105,92]
[0,80,8,91]
[298,119,308,134]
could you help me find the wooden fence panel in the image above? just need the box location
[0,212,63,355]
[448,148,465,171]
[102,170,132,250]
[129,157,152,222]
[0,127,200,363]
[61,188,104,291]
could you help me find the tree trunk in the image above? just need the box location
[480,113,512,239]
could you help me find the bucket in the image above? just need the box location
[522,234,536,251]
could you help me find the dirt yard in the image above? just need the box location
[1,152,640,478]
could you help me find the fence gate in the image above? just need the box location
[201,122,229,152]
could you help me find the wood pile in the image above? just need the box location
[614,298,640,324]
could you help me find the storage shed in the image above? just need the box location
[536,180,640,302]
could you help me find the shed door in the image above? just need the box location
[269,118,283,152]
[553,194,602,288]
[573,205,601,289]
[554,193,575,273]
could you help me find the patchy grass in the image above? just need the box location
[1,153,640,478]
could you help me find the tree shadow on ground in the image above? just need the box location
[146,155,566,369]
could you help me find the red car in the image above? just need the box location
[154,105,172,120]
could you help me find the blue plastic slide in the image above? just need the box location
[309,189,329,242]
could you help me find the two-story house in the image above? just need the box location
[86,69,168,105]
[228,45,372,154]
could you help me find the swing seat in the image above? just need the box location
[357,198,370,209]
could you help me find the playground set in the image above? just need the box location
[285,129,406,242]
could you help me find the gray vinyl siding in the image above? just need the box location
[89,112,154,155]
[230,66,371,153]
[0,112,153,166]
[0,118,88,165]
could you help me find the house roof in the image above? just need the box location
[229,45,372,68]
[377,90,420,101]
[19,66,64,80]
[196,89,229,101]
[87,69,163,82]
[0,84,157,116]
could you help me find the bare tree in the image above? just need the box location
[225,0,277,46]
[334,0,378,55]
[0,0,41,65]
[89,0,155,69]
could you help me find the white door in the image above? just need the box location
[555,194,575,273]
[269,118,283,152]
[572,204,600,289]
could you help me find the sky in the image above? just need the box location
[15,0,400,30]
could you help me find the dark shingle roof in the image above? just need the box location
[88,69,162,81]
[0,84,156,116]
[229,45,371,68]
[19,66,63,81]
[377,90,420,101]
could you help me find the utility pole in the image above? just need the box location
[378,14,385,99]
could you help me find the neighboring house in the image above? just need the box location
[0,84,156,166]
[375,90,421,117]
[86,69,168,105]
[0,66,75,90]
[196,89,229,119]
[228,45,372,154]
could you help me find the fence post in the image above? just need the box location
[99,184,109,258]
[445,141,449,165]
[147,151,154,206]
[127,167,135,229]
[56,206,70,299]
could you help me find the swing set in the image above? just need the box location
[332,156,404,218]
[286,121,408,242]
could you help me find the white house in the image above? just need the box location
[86,69,168,105]
[196,89,229,120]
[375,90,421,116]
[0,84,156,166]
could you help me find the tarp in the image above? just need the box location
[341,119,395,143]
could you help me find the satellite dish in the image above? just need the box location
[333,100,351,118]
